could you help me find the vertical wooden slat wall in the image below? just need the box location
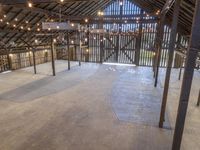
[9,50,53,70]
[0,55,9,72]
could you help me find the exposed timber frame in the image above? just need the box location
[154,0,175,87]
[159,0,182,128]
[172,0,200,149]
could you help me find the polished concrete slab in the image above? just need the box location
[0,61,199,150]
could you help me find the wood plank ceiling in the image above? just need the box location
[0,0,196,50]
[132,0,195,34]
[0,0,112,49]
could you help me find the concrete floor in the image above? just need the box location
[0,60,199,150]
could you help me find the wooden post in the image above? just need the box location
[153,20,160,78]
[154,0,176,86]
[79,31,82,66]
[67,32,71,70]
[135,10,143,66]
[32,50,37,74]
[178,58,183,80]
[159,0,181,128]
[18,53,22,68]
[154,15,165,87]
[6,53,11,70]
[172,0,200,149]
[99,14,104,64]
[51,36,56,76]
[86,24,90,62]
[116,1,123,63]
[74,46,77,61]
[197,90,200,106]
[29,51,32,66]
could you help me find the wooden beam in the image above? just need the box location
[159,0,182,128]
[67,32,71,70]
[172,0,200,149]
[135,9,143,66]
[161,0,175,15]
[154,14,165,87]
[0,0,97,5]
[99,17,104,63]
[154,0,176,87]
[197,90,200,106]
[19,38,37,74]
[51,36,56,76]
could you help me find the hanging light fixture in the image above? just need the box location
[28,1,33,8]
[119,0,123,6]
[85,18,88,23]
[71,23,74,27]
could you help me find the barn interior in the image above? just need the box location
[0,0,200,150]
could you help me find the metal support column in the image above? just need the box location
[172,0,200,149]
[159,0,181,128]
[51,36,56,76]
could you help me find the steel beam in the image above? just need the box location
[172,0,200,149]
